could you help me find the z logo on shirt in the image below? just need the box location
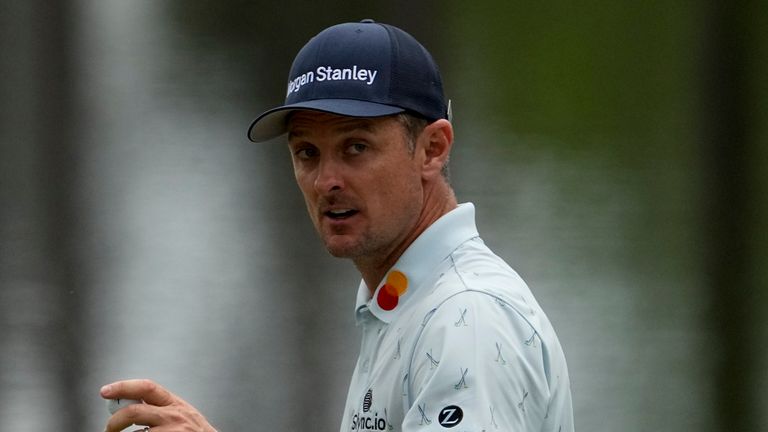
[438,405,463,428]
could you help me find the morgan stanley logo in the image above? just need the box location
[287,65,379,95]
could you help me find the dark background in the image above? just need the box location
[1,1,766,431]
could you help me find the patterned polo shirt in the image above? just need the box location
[339,203,574,432]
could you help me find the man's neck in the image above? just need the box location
[356,188,457,295]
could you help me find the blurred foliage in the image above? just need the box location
[161,0,445,107]
[447,2,701,162]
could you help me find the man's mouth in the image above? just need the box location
[324,209,359,220]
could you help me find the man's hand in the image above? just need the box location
[101,379,217,432]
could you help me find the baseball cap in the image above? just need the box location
[247,19,448,142]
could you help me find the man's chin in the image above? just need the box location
[324,243,358,259]
[322,236,363,259]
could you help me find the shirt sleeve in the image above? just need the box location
[401,290,553,431]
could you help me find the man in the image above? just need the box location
[101,20,574,432]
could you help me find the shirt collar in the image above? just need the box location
[355,202,479,324]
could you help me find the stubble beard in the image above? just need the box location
[322,229,388,262]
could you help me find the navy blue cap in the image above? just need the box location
[247,20,448,142]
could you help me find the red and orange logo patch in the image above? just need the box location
[376,270,408,311]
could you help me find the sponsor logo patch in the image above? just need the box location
[438,405,463,428]
[363,389,373,412]
[376,270,408,311]
[351,388,387,431]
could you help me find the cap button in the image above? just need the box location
[360,19,375,23]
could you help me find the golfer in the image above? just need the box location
[101,20,574,432]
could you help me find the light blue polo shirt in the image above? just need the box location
[339,203,574,432]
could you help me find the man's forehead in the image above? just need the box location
[287,111,384,138]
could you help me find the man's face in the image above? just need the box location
[287,111,424,263]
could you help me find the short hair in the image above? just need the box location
[394,113,451,180]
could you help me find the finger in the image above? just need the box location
[106,397,142,414]
[104,403,164,432]
[101,379,176,407]
[137,427,173,432]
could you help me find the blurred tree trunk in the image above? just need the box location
[699,1,764,431]
[0,0,86,429]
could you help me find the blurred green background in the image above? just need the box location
[1,1,766,431]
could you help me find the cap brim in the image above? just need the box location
[247,99,405,142]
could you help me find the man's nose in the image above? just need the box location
[314,157,344,194]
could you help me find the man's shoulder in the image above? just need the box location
[405,237,557,342]
[431,237,535,314]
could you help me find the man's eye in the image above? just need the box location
[347,142,367,155]
[295,147,318,160]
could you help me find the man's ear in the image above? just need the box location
[420,119,453,180]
